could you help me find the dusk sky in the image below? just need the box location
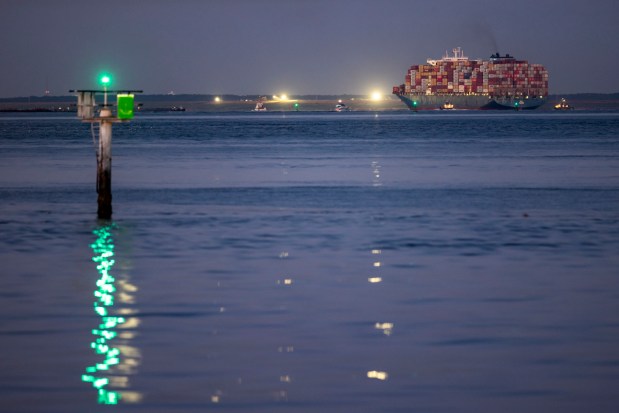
[1,0,618,97]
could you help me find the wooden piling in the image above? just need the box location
[71,88,141,219]
[97,111,113,219]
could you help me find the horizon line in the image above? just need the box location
[2,91,619,101]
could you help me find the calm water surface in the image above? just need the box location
[1,112,619,412]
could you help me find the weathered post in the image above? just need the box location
[97,107,113,218]
[71,75,141,219]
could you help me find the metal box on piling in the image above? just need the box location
[117,94,134,120]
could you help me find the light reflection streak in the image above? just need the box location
[274,250,294,403]
[369,244,383,283]
[371,161,382,187]
[82,223,141,405]
[368,247,391,379]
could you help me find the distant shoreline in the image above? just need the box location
[1,93,619,112]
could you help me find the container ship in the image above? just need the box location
[393,47,548,110]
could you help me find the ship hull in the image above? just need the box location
[397,94,546,111]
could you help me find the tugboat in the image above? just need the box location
[554,98,574,111]
[335,102,351,112]
[253,97,267,111]
[440,101,454,110]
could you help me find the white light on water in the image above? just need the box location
[367,370,388,380]
[375,322,394,335]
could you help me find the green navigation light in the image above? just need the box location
[100,75,111,86]
[413,101,418,106]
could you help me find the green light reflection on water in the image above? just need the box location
[82,224,123,405]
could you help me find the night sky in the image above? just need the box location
[1,0,618,97]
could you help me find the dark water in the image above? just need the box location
[1,112,619,412]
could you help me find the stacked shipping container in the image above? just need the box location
[399,53,548,98]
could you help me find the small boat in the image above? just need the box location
[253,98,267,112]
[335,103,350,112]
[440,101,454,110]
[146,106,186,112]
[554,98,574,111]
